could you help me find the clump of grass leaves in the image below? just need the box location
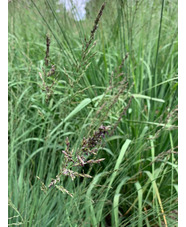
[8,0,177,226]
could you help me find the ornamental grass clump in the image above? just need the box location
[8,0,178,225]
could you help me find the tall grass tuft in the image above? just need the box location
[8,0,178,226]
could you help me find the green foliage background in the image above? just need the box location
[8,0,178,226]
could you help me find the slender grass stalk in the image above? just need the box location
[154,0,165,94]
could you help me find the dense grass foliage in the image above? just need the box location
[8,0,178,226]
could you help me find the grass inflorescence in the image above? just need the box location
[8,0,178,226]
